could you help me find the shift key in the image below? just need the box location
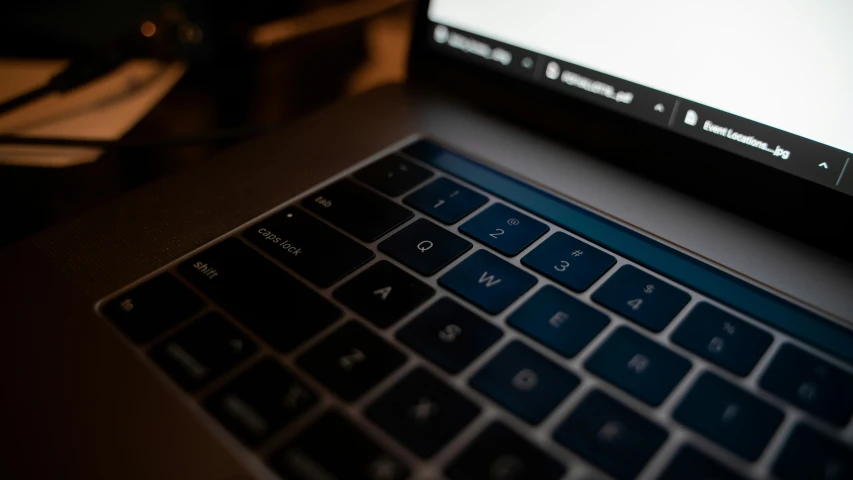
[302,179,413,242]
[244,206,374,287]
[178,238,342,352]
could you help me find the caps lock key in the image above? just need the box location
[244,206,374,288]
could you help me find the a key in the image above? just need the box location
[365,367,480,458]
[446,422,566,480]
[460,203,548,256]
[671,302,772,377]
[177,238,341,352]
[772,423,853,480]
[592,265,690,332]
[404,177,487,225]
[102,273,204,343]
[674,371,784,460]
[379,218,472,276]
[759,343,853,427]
[521,232,615,292]
[470,340,580,424]
[439,250,537,314]
[302,179,413,242]
[270,411,409,480]
[205,358,317,446]
[355,154,433,197]
[334,260,435,328]
[660,445,746,480]
[243,206,374,288]
[553,389,667,480]
[507,285,609,358]
[585,326,691,406]
[396,297,503,374]
[149,312,257,392]
[296,321,407,401]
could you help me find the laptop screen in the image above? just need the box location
[426,1,853,196]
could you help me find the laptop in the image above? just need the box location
[2,1,852,479]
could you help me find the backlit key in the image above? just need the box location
[302,179,413,242]
[507,285,609,358]
[592,265,689,332]
[586,326,691,406]
[522,232,615,292]
[759,344,853,427]
[470,340,579,424]
[671,302,772,377]
[553,390,667,480]
[460,203,548,256]
[244,206,374,288]
[439,250,536,314]
[405,177,487,224]
[674,372,783,460]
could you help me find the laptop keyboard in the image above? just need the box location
[100,140,853,479]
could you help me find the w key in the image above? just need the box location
[244,206,374,288]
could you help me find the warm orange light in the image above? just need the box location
[140,21,157,37]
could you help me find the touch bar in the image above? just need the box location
[404,140,853,365]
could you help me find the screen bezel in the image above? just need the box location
[407,1,853,262]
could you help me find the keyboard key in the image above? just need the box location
[585,326,691,406]
[334,260,435,328]
[379,218,472,276]
[297,321,406,401]
[103,273,204,343]
[205,358,317,446]
[521,232,615,292]
[660,445,746,480]
[507,285,609,358]
[460,203,548,256]
[150,313,257,392]
[302,179,413,242]
[404,177,487,225]
[553,390,667,480]
[674,371,783,460]
[439,250,537,314]
[366,367,480,458]
[397,298,502,374]
[270,411,409,480]
[355,154,433,197]
[759,343,853,427]
[772,423,853,480]
[244,206,374,288]
[592,265,690,332]
[672,302,772,377]
[446,422,566,480]
[470,340,579,424]
[178,238,341,352]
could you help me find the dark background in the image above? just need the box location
[0,0,414,248]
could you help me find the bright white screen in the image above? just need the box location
[429,0,853,155]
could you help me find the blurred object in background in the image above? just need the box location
[0,0,413,247]
[0,60,186,167]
